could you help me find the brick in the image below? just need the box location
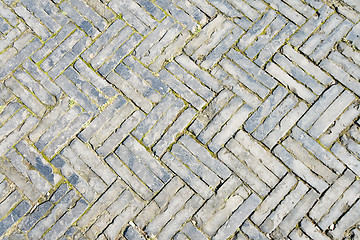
[235,130,287,177]
[331,143,360,176]
[320,58,360,96]
[273,144,328,192]
[115,63,161,103]
[0,201,30,237]
[260,181,308,233]
[208,103,252,153]
[180,134,231,179]
[318,180,360,230]
[0,37,41,80]
[98,33,142,76]
[198,96,243,144]
[77,179,126,229]
[218,148,270,197]
[263,101,308,148]
[0,115,38,158]
[241,220,268,240]
[300,218,332,240]
[283,137,337,184]
[251,173,297,225]
[162,152,212,199]
[0,190,21,220]
[153,107,196,156]
[292,127,345,174]
[181,222,207,240]
[96,110,144,156]
[27,190,80,239]
[105,154,153,201]
[220,58,270,99]
[252,94,297,141]
[157,194,203,240]
[122,136,172,183]
[159,69,205,110]
[172,143,220,188]
[107,72,153,113]
[266,61,317,103]
[213,194,261,240]
[271,189,319,238]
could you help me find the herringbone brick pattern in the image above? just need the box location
[0,0,359,239]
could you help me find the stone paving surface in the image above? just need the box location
[0,0,360,239]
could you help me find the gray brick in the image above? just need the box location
[252,94,297,141]
[166,61,214,101]
[260,181,308,233]
[251,173,297,225]
[180,134,231,179]
[0,190,21,220]
[43,112,90,158]
[273,53,324,95]
[271,189,319,238]
[145,186,193,236]
[115,145,164,192]
[18,201,53,232]
[283,137,337,184]
[300,218,332,240]
[77,179,126,230]
[320,58,360,96]
[153,107,196,156]
[69,0,107,31]
[162,152,212,199]
[105,154,153,201]
[28,190,79,239]
[103,197,144,239]
[266,61,317,103]
[122,136,172,183]
[52,155,97,202]
[198,96,243,144]
[220,58,270,99]
[48,36,91,79]
[96,110,144,156]
[13,3,51,40]
[59,1,99,38]
[241,220,268,240]
[213,194,261,240]
[218,148,270,197]
[159,69,206,110]
[98,33,142,76]
[274,144,329,192]
[308,90,354,139]
[0,114,38,158]
[238,10,277,50]
[15,140,61,186]
[263,101,308,149]
[155,0,198,32]
[40,29,84,72]
[172,143,220,188]
[235,130,287,177]
[318,179,360,230]
[157,194,203,240]
[328,51,360,80]
[292,127,345,174]
[115,63,161,103]
[282,44,333,86]
[0,201,30,237]
[194,175,248,227]
[0,37,41,80]
[300,13,342,56]
[331,143,360,176]
[175,54,222,92]
[329,200,360,239]
[181,222,208,240]
[43,198,88,240]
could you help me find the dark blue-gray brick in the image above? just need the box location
[0,201,30,237]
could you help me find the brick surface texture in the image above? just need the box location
[0,0,359,239]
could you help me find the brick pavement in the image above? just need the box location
[0,0,360,239]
